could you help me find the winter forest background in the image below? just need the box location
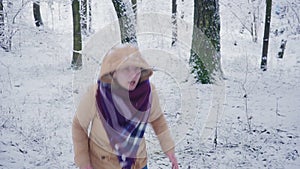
[0,0,300,168]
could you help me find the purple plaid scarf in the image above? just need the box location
[96,80,151,169]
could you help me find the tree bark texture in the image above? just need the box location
[72,0,82,69]
[261,0,272,71]
[278,39,287,59]
[131,0,136,13]
[33,1,43,27]
[88,0,92,32]
[190,0,221,84]
[0,0,4,35]
[112,0,137,44]
[0,0,8,51]
[172,0,178,46]
[81,0,87,33]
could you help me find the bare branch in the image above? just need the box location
[12,0,31,24]
[219,1,252,34]
[241,54,252,133]
[286,0,300,24]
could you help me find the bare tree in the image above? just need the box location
[180,0,184,19]
[0,0,10,51]
[260,0,272,71]
[88,0,92,33]
[249,0,260,42]
[0,0,5,50]
[111,0,137,44]
[0,0,13,52]
[131,0,138,28]
[171,0,177,46]
[278,39,287,59]
[131,0,136,14]
[81,0,87,34]
[190,0,221,84]
[219,0,263,43]
[33,1,43,27]
[71,0,82,69]
[1,1,34,52]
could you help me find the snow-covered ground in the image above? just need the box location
[1,0,299,168]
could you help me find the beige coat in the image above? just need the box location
[72,44,175,169]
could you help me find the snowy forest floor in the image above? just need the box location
[1,0,300,168]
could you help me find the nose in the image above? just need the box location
[128,67,141,78]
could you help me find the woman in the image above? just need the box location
[72,43,179,169]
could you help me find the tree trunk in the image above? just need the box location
[0,0,5,50]
[131,0,137,27]
[190,0,221,84]
[81,0,87,34]
[251,12,258,42]
[112,0,137,44]
[180,0,184,19]
[0,0,8,51]
[0,0,3,21]
[171,0,178,46]
[131,0,137,14]
[72,0,82,69]
[278,39,287,59]
[0,0,4,40]
[260,0,272,71]
[33,1,43,27]
[0,0,3,22]
[249,0,258,42]
[88,0,92,33]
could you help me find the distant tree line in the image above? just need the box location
[1,0,293,82]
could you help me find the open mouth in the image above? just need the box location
[129,80,136,86]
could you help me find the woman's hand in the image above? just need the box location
[166,151,179,169]
[80,164,93,169]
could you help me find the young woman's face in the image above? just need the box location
[113,66,142,91]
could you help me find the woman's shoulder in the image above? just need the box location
[149,82,159,101]
[76,84,98,104]
[149,82,157,90]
